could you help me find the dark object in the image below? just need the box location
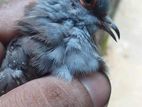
[0,0,120,96]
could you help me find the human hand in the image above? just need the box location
[0,0,111,107]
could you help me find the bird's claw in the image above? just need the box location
[100,16,120,42]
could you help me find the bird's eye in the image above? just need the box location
[84,0,94,4]
[80,0,96,9]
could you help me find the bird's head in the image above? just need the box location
[35,0,120,41]
[79,0,120,41]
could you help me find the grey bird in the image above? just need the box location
[0,0,120,96]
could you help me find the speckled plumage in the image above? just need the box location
[0,0,119,96]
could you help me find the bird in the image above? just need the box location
[0,0,120,96]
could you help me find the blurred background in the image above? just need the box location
[106,0,142,106]
[0,0,142,106]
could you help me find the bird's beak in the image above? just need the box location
[99,16,120,42]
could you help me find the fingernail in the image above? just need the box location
[79,72,111,107]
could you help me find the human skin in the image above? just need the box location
[0,0,111,107]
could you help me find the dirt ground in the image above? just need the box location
[107,0,142,107]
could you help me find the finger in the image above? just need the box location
[0,0,35,44]
[0,77,93,107]
[80,72,111,107]
[0,73,111,107]
[0,42,5,63]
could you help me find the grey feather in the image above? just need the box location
[0,0,113,96]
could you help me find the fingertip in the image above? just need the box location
[0,0,36,44]
[0,30,18,44]
[80,72,111,107]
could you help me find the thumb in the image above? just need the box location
[0,73,111,107]
[0,77,93,107]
